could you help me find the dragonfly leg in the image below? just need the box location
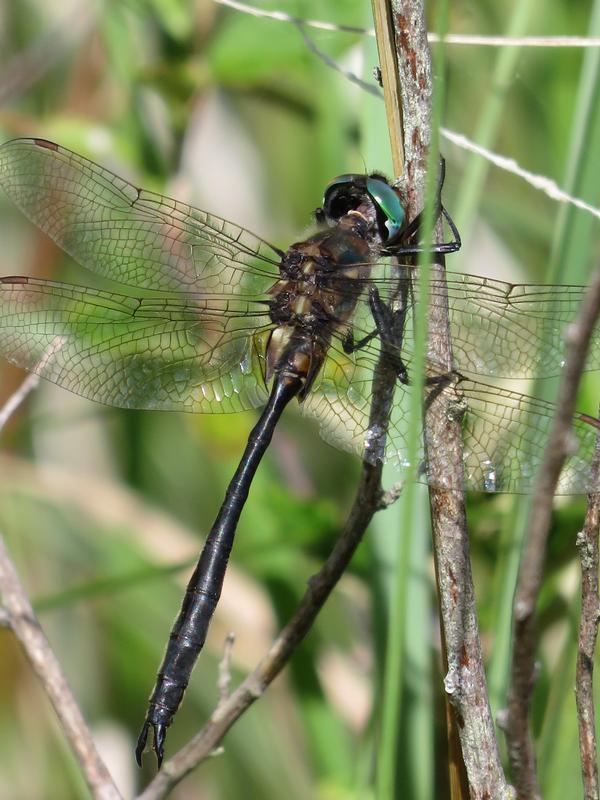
[385,157,461,256]
[342,327,379,354]
[423,370,468,423]
[440,205,462,252]
[341,287,409,383]
[368,287,410,384]
[398,157,447,241]
[424,372,457,387]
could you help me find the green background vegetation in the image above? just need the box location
[0,0,599,797]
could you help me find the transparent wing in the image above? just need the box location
[0,138,281,293]
[356,269,600,379]
[302,338,599,495]
[454,378,598,494]
[433,274,600,378]
[0,277,271,412]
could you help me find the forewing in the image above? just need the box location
[0,138,281,293]
[0,277,271,412]
[365,268,599,379]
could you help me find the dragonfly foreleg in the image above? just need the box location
[370,287,411,384]
[385,158,461,256]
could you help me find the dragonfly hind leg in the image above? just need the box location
[385,157,461,256]
[342,327,378,354]
[342,286,410,384]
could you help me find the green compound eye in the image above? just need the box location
[366,176,405,239]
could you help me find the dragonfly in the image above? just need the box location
[0,138,598,767]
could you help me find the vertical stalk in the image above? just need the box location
[371,1,512,797]
[576,441,600,800]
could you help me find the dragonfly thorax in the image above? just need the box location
[265,221,381,398]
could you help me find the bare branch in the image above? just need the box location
[384,1,512,797]
[293,23,382,98]
[217,633,236,706]
[576,444,600,800]
[0,372,42,431]
[0,337,66,432]
[0,350,122,798]
[506,265,600,799]
[0,535,122,800]
[379,479,405,508]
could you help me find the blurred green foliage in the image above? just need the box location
[0,0,599,798]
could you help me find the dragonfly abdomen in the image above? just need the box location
[136,371,304,767]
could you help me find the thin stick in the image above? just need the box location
[0,371,42,431]
[377,1,511,797]
[0,535,122,800]
[505,265,600,799]
[371,0,404,176]
[0,354,121,799]
[0,336,66,432]
[576,435,600,800]
[217,633,236,706]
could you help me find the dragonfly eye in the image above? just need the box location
[322,174,405,242]
[321,174,367,225]
[365,176,405,240]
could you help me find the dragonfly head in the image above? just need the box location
[319,173,406,243]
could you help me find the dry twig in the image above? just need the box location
[379,1,512,797]
[505,265,600,799]
[0,337,66,432]
[217,633,236,706]
[0,534,122,799]
[0,347,122,799]
[577,449,600,800]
